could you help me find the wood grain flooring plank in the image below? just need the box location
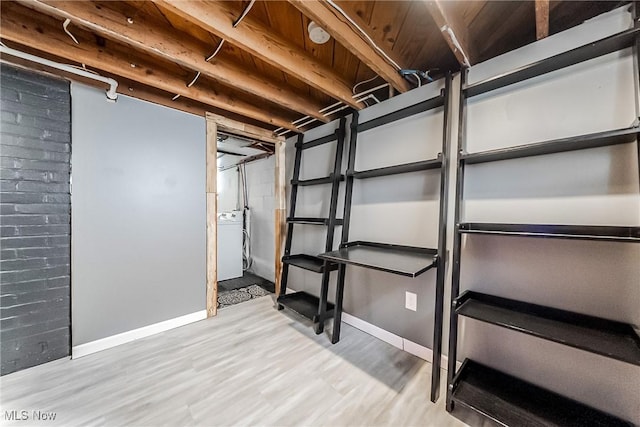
[0,297,467,427]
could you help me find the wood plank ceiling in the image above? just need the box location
[0,0,624,138]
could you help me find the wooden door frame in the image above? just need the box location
[204,113,285,317]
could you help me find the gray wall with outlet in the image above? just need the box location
[286,5,639,421]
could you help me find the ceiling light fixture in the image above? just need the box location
[308,21,330,45]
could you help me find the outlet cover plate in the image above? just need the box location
[405,291,417,311]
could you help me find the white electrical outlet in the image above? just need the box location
[405,291,417,311]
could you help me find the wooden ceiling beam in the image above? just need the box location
[152,0,363,109]
[535,0,550,40]
[287,0,410,94]
[17,0,327,123]
[424,1,476,67]
[0,4,298,131]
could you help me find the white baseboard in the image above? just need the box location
[72,310,207,358]
[342,312,404,349]
[342,312,453,369]
[283,288,457,370]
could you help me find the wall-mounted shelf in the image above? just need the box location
[278,118,346,329]
[319,241,438,278]
[455,291,640,366]
[447,23,640,425]
[277,291,335,322]
[349,158,442,179]
[464,27,640,98]
[451,359,633,427]
[319,75,453,403]
[457,223,640,242]
[286,217,343,226]
[297,133,339,150]
[461,126,639,164]
[291,174,344,186]
[282,254,337,274]
[358,92,445,133]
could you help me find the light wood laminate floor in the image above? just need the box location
[0,296,469,426]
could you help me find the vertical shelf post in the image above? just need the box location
[446,69,468,411]
[316,118,347,334]
[431,73,453,403]
[330,112,359,343]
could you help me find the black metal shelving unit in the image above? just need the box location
[450,360,632,427]
[277,118,346,325]
[446,19,640,426]
[317,74,453,403]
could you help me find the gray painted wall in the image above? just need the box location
[0,64,71,375]
[288,6,639,422]
[71,84,206,346]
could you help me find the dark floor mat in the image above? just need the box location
[218,272,275,308]
[219,272,274,292]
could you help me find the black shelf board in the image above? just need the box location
[349,158,442,179]
[282,254,337,273]
[458,223,640,242]
[277,291,334,322]
[287,217,344,226]
[455,291,640,366]
[297,133,337,150]
[318,241,438,278]
[461,126,639,164]
[358,93,445,133]
[291,174,344,186]
[464,27,640,98]
[451,359,633,427]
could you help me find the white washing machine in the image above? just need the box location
[217,211,243,281]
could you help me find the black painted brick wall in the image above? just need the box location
[0,64,71,375]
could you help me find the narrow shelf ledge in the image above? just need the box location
[451,359,633,426]
[461,126,639,164]
[358,93,445,133]
[464,27,640,98]
[277,291,334,322]
[287,217,344,226]
[282,254,337,273]
[455,291,640,366]
[291,174,344,186]
[458,223,640,242]
[297,133,338,150]
[318,241,438,278]
[349,158,442,179]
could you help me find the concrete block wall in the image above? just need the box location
[0,64,71,375]
[244,157,275,282]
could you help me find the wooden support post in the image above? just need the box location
[535,0,550,40]
[274,140,287,297]
[206,118,218,317]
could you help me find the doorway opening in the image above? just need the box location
[206,113,285,316]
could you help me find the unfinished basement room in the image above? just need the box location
[1,0,639,426]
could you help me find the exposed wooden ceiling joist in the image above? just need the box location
[152,0,363,109]
[536,0,550,40]
[0,3,299,131]
[17,0,328,124]
[287,0,410,94]
[424,0,476,67]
